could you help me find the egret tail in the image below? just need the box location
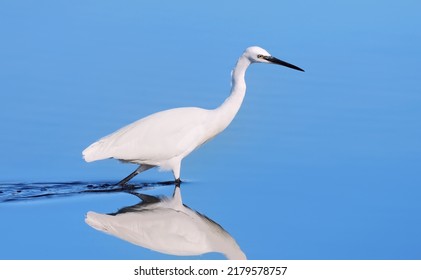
[82,141,111,162]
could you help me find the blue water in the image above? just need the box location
[1,1,420,259]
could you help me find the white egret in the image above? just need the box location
[85,185,246,259]
[82,46,304,185]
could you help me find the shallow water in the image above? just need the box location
[0,181,173,203]
[1,1,421,260]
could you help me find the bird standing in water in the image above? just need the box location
[82,46,304,185]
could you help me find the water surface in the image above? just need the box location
[0,1,420,260]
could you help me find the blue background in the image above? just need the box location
[0,0,420,259]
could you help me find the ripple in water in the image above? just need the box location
[0,181,175,203]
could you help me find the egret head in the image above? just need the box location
[244,46,304,72]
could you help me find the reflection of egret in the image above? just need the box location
[85,184,246,259]
[82,46,304,185]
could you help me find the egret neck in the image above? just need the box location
[213,54,251,133]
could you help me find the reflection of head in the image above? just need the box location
[86,186,246,260]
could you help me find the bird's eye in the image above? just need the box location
[257,54,263,58]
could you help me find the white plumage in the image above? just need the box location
[83,107,217,179]
[82,46,303,185]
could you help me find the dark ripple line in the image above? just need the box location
[0,181,175,203]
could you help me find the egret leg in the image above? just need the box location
[172,160,182,185]
[117,169,139,186]
[117,165,153,186]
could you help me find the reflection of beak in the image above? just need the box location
[263,55,305,72]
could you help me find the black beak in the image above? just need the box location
[263,56,304,72]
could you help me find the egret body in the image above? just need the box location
[82,46,304,185]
